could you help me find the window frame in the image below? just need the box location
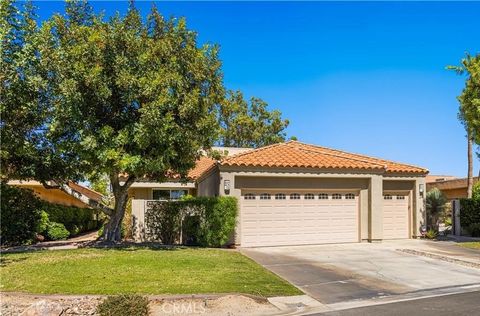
[260,193,271,200]
[244,193,256,200]
[275,193,286,200]
[318,193,329,200]
[304,193,315,200]
[332,193,342,200]
[345,193,355,200]
[290,193,301,200]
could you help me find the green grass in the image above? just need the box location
[0,247,301,297]
[458,242,480,250]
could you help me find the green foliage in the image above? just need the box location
[145,202,183,244]
[448,54,480,146]
[459,198,480,234]
[473,181,480,201]
[192,196,238,247]
[46,222,70,241]
[444,216,452,227]
[217,90,289,148]
[36,211,50,234]
[97,295,149,316]
[145,197,238,247]
[41,202,100,236]
[467,223,480,237]
[426,188,447,229]
[0,183,42,246]
[425,229,438,240]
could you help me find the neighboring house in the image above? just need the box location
[8,180,103,208]
[426,175,457,183]
[427,177,479,200]
[132,141,428,247]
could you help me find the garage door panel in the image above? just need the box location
[383,194,409,239]
[241,191,359,247]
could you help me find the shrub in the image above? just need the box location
[473,181,480,201]
[145,202,182,244]
[425,229,438,239]
[0,183,42,246]
[46,222,70,240]
[426,188,447,230]
[468,223,480,237]
[145,196,238,247]
[193,196,237,247]
[97,295,149,316]
[37,210,50,234]
[42,202,100,236]
[459,198,480,230]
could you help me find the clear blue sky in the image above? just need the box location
[33,1,480,177]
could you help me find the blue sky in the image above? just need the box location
[33,1,480,177]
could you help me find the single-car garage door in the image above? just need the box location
[383,193,409,239]
[240,191,359,247]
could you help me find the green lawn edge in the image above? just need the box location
[0,247,302,297]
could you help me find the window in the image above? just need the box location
[345,193,355,200]
[170,190,187,200]
[290,193,300,200]
[260,193,271,200]
[153,189,187,201]
[396,195,405,200]
[152,189,170,201]
[384,195,392,200]
[332,193,342,200]
[318,193,329,200]
[244,193,256,200]
[275,193,286,200]
[304,193,315,200]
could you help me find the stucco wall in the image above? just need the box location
[216,170,426,246]
[197,170,220,197]
[19,185,89,208]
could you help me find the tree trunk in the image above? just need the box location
[103,173,135,242]
[467,133,473,199]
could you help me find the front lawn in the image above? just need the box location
[0,247,301,297]
[458,242,480,250]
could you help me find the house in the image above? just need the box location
[131,141,428,247]
[127,147,252,200]
[8,180,103,208]
[427,177,479,200]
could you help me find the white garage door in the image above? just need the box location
[383,194,409,239]
[240,191,359,247]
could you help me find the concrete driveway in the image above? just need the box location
[242,240,480,304]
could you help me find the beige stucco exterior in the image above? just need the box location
[195,166,426,246]
[9,180,92,208]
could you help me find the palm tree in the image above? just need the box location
[447,54,479,199]
[426,188,447,230]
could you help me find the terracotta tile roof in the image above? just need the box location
[188,156,217,179]
[220,141,428,174]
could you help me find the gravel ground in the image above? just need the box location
[0,293,280,316]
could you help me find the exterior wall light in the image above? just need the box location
[419,183,424,197]
[224,180,231,195]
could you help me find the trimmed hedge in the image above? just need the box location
[145,196,237,247]
[46,222,70,240]
[41,202,100,237]
[460,198,480,237]
[0,182,42,246]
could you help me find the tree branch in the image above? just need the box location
[40,179,114,216]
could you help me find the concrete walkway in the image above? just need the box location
[242,239,480,305]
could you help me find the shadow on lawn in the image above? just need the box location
[83,240,189,252]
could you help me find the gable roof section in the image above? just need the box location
[188,156,217,179]
[220,141,428,174]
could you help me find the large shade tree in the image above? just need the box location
[1,0,224,241]
[217,90,289,148]
[449,54,480,198]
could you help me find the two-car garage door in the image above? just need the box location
[241,191,359,247]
